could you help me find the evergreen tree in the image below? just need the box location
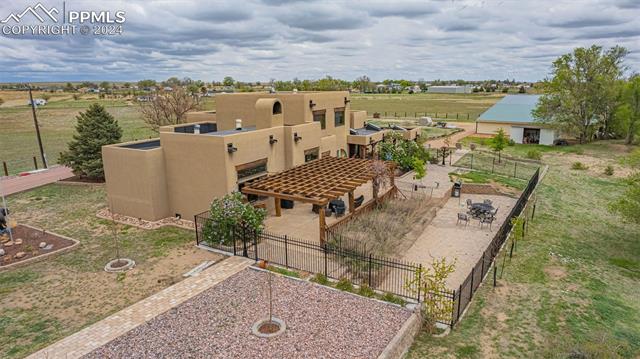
[60,103,122,179]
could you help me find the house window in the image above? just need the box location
[236,158,268,182]
[304,147,320,162]
[313,110,326,130]
[334,108,345,127]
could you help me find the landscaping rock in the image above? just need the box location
[0,249,4,256]
[14,238,23,245]
[14,252,26,259]
[4,241,13,247]
[39,242,47,249]
[44,244,54,250]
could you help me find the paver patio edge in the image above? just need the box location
[26,255,253,359]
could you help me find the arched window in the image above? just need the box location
[273,101,282,114]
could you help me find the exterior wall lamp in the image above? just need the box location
[294,132,302,143]
[309,100,316,109]
[269,135,278,145]
[227,143,238,153]
[344,97,351,105]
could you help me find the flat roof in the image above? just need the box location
[119,139,161,150]
[204,126,256,136]
[477,95,542,123]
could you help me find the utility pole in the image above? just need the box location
[27,84,47,169]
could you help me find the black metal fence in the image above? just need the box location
[451,167,540,325]
[194,212,456,325]
[194,167,540,327]
[369,111,475,121]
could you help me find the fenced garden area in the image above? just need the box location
[454,150,540,180]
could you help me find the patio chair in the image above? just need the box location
[354,195,365,208]
[466,198,473,208]
[490,207,499,219]
[483,199,493,205]
[480,216,494,230]
[334,202,346,217]
[456,213,469,226]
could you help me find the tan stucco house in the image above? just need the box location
[103,91,413,221]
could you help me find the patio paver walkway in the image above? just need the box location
[27,256,252,359]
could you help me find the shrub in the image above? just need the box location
[526,150,542,160]
[469,143,477,151]
[357,284,376,298]
[335,278,354,292]
[267,265,300,278]
[508,139,516,146]
[571,162,588,170]
[310,273,329,285]
[201,192,266,246]
[379,292,406,306]
[604,165,614,176]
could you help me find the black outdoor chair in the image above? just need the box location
[456,213,469,226]
[483,199,493,206]
[480,215,494,230]
[354,195,365,208]
[466,198,473,208]
[280,199,294,209]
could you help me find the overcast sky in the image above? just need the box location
[1,0,639,83]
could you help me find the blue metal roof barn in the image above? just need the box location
[477,95,542,123]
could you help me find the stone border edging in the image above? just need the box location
[0,224,80,272]
[378,306,423,359]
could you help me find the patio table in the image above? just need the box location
[470,203,494,216]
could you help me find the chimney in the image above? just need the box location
[235,119,242,130]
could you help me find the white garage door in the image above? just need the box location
[540,128,556,145]
[510,126,524,144]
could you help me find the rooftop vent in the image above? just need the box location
[235,119,242,130]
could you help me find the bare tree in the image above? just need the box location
[371,160,391,201]
[138,87,200,130]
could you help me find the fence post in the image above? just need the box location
[470,154,474,169]
[456,113,459,120]
[324,243,328,277]
[253,229,258,261]
[368,254,372,286]
[2,161,7,176]
[194,216,199,246]
[509,241,515,259]
[284,235,289,268]
[232,226,237,256]
[456,284,462,323]
[417,263,423,302]
[469,267,475,300]
[492,157,495,173]
[514,162,518,178]
[532,202,536,220]
[33,156,38,170]
[467,113,470,120]
[493,266,497,287]
[481,254,485,278]
[242,227,248,257]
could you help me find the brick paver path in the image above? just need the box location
[1,166,74,196]
[27,256,253,359]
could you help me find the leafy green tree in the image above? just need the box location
[100,81,110,90]
[223,76,235,87]
[60,104,122,179]
[64,82,75,92]
[489,128,509,162]
[137,79,157,88]
[534,45,627,143]
[614,76,640,144]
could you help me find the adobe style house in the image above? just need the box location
[103,91,418,221]
[475,95,558,145]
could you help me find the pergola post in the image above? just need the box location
[319,206,326,244]
[348,191,355,213]
[274,197,281,217]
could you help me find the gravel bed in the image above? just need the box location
[83,268,412,358]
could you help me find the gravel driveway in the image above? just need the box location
[83,268,412,358]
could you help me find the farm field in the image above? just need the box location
[0,184,222,358]
[0,90,216,174]
[350,92,504,121]
[408,141,640,358]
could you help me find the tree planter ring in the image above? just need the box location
[104,258,135,272]
[251,317,286,338]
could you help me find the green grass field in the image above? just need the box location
[409,141,640,358]
[350,93,504,121]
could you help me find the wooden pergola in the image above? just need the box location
[241,157,394,243]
